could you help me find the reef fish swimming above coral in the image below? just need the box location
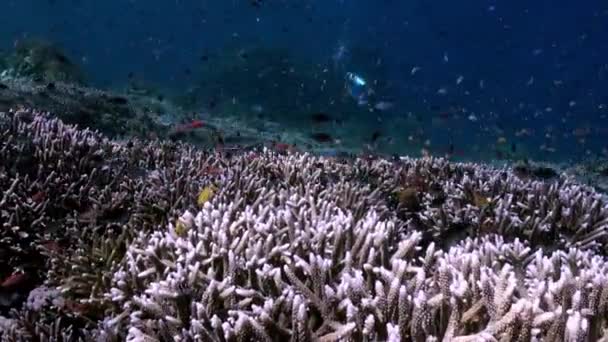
[0,108,607,341]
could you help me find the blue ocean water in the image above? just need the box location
[1,0,607,162]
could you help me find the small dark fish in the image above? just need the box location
[53,52,70,64]
[157,94,164,102]
[430,105,441,111]
[310,112,332,123]
[533,167,558,179]
[216,133,225,145]
[511,142,517,153]
[108,96,128,105]
[46,82,56,90]
[438,112,451,120]
[311,132,333,143]
[0,83,8,90]
[448,142,455,155]
[127,72,135,79]
[371,130,382,143]
[200,55,209,62]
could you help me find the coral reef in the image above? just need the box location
[0,73,191,140]
[0,53,345,156]
[562,157,608,195]
[0,109,608,340]
[1,38,85,85]
[491,157,608,198]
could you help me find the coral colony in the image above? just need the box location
[1,108,608,341]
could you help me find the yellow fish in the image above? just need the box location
[197,185,217,207]
[472,192,490,207]
[174,219,188,237]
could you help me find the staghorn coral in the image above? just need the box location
[0,109,607,341]
[0,108,221,335]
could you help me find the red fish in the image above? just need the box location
[170,120,205,135]
[31,191,46,203]
[438,111,452,120]
[63,299,92,315]
[572,126,591,137]
[272,141,298,153]
[39,240,62,253]
[1,272,29,289]
[202,165,222,175]
[188,120,205,129]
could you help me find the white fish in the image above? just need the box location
[251,104,263,113]
[456,75,464,85]
[569,101,576,107]
[411,66,421,75]
[526,76,534,86]
[532,49,543,56]
[437,87,448,95]
[468,114,478,122]
[479,80,485,89]
[374,101,394,111]
[443,53,449,63]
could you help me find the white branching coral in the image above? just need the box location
[101,152,608,341]
[1,109,608,341]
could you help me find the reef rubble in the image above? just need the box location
[0,109,607,341]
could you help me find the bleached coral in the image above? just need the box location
[101,151,608,341]
[1,109,608,341]
[25,286,64,311]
